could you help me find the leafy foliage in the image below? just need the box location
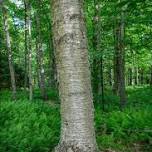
[0,87,152,152]
[0,93,60,152]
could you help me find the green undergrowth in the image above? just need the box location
[0,92,60,152]
[95,106,152,151]
[0,86,152,152]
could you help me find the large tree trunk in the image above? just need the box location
[35,12,47,100]
[113,11,127,109]
[52,0,98,151]
[2,6,16,99]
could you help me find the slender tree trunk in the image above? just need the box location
[48,24,57,89]
[24,1,28,91]
[98,59,104,110]
[35,12,47,100]
[2,6,16,99]
[135,67,139,85]
[93,0,104,106]
[140,69,144,85]
[114,11,127,109]
[125,68,128,87]
[129,68,133,86]
[113,25,119,94]
[132,51,136,86]
[35,39,42,89]
[52,0,98,151]
[92,0,99,95]
[108,67,113,87]
[37,4,57,89]
[113,58,119,94]
[48,40,57,89]
[24,0,33,100]
[150,66,152,86]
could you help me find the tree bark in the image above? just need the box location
[95,1,104,104]
[113,11,127,109]
[135,67,139,85]
[92,0,104,106]
[150,66,152,86]
[35,11,47,100]
[140,68,144,85]
[48,23,57,89]
[129,68,133,86]
[108,67,113,87]
[24,0,28,91]
[24,0,33,100]
[91,0,99,95]
[2,6,16,100]
[113,26,119,94]
[52,0,98,151]
[48,40,57,89]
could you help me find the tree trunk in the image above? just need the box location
[35,12,47,100]
[48,25,57,89]
[48,40,57,89]
[91,0,99,95]
[93,0,104,105]
[52,0,98,151]
[24,1,28,91]
[2,6,16,100]
[132,67,136,86]
[129,68,133,86]
[108,67,113,87]
[113,11,127,109]
[135,67,139,85]
[24,0,33,100]
[125,68,128,87]
[113,26,119,94]
[150,66,152,86]
[140,69,144,85]
[98,59,104,110]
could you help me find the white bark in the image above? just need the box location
[2,6,16,99]
[25,0,33,100]
[52,0,98,151]
[35,12,46,100]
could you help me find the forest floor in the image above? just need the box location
[0,86,152,152]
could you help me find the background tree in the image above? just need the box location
[24,0,33,100]
[35,3,47,100]
[113,9,127,109]
[2,4,16,100]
